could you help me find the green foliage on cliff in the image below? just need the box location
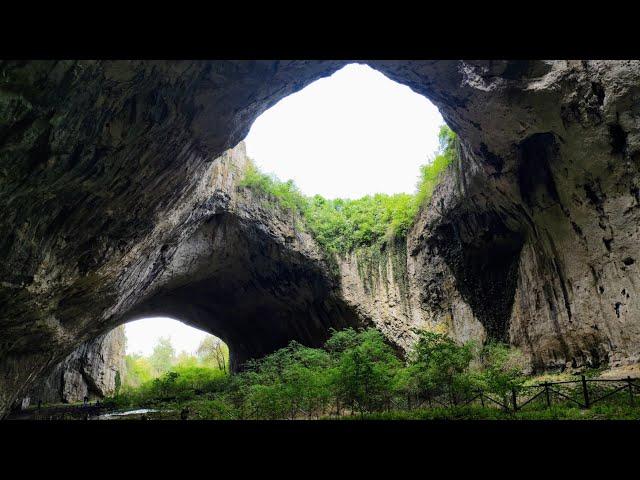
[240,163,307,213]
[239,125,457,255]
[302,193,417,253]
[415,124,458,212]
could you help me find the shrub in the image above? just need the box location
[109,324,540,420]
[328,328,403,415]
[238,341,333,419]
[107,365,229,408]
[406,330,477,405]
[475,341,526,399]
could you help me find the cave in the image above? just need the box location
[2,60,640,417]
[119,210,362,371]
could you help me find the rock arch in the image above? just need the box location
[2,60,640,415]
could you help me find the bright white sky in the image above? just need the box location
[125,317,212,356]
[127,63,444,355]
[245,63,445,199]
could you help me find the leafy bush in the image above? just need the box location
[327,328,404,415]
[238,341,333,419]
[239,162,307,212]
[475,341,526,399]
[406,330,477,405]
[108,365,229,409]
[113,325,535,420]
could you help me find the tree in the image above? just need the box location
[123,353,154,388]
[407,330,476,405]
[475,341,526,400]
[196,336,229,373]
[327,328,402,415]
[149,336,176,376]
[175,350,198,368]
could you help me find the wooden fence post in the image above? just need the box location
[480,390,485,408]
[544,383,551,408]
[511,388,518,412]
[581,375,590,409]
[627,376,634,406]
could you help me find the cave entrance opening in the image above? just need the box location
[244,62,447,200]
[121,316,229,389]
[17,317,230,413]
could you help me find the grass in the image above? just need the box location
[347,403,640,420]
[97,395,640,421]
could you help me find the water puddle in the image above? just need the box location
[98,408,158,419]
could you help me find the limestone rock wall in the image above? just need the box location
[24,325,125,405]
[393,61,640,372]
[336,242,417,350]
[335,216,486,358]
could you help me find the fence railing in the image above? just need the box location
[424,375,640,413]
[509,376,639,412]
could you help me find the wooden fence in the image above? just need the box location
[445,376,639,413]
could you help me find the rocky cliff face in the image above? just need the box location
[121,144,361,371]
[22,325,125,406]
[1,60,639,416]
[392,61,640,373]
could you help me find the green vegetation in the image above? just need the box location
[120,336,229,390]
[106,328,640,420]
[110,364,228,409]
[196,336,229,374]
[239,125,457,255]
[415,125,458,211]
[123,354,153,388]
[148,336,176,376]
[347,403,640,421]
[110,109,637,421]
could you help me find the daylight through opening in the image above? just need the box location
[122,317,229,390]
[245,63,446,199]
